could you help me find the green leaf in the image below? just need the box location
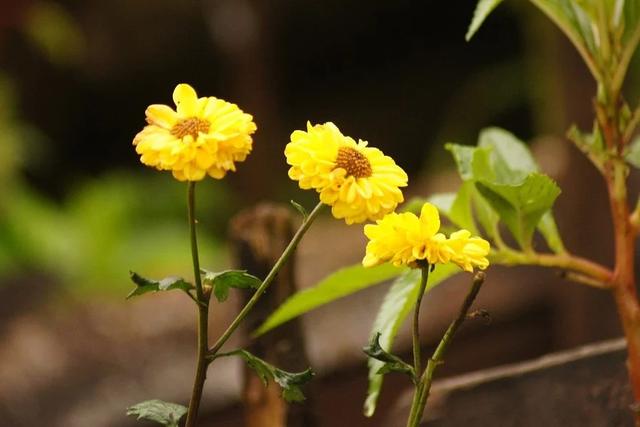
[364,264,459,417]
[447,129,565,251]
[363,332,415,380]
[529,0,599,74]
[255,262,403,336]
[126,399,187,427]
[626,136,640,168]
[466,0,506,41]
[127,272,193,299]
[538,211,566,253]
[478,127,537,180]
[622,0,640,42]
[220,349,314,402]
[201,269,261,302]
[445,143,484,181]
[476,173,561,249]
[290,200,308,220]
[472,187,500,240]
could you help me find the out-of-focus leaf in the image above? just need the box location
[127,272,193,299]
[466,0,506,41]
[255,263,403,336]
[363,333,415,380]
[478,127,537,179]
[23,1,86,66]
[201,269,261,302]
[626,136,640,168]
[364,264,459,417]
[220,349,314,402]
[529,0,599,77]
[126,399,187,427]
[428,184,477,234]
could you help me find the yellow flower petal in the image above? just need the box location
[133,84,256,181]
[419,203,440,237]
[173,83,199,117]
[362,203,491,271]
[145,104,178,129]
[285,122,408,224]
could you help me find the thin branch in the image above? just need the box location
[612,22,640,95]
[493,249,613,289]
[406,272,486,427]
[208,202,325,356]
[630,197,640,234]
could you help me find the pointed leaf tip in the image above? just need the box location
[466,0,506,41]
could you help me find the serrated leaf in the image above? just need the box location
[626,136,640,168]
[476,173,561,250]
[466,0,506,41]
[364,264,459,417]
[221,349,314,402]
[290,200,308,220]
[363,332,415,380]
[201,269,261,302]
[126,399,187,427]
[447,129,565,251]
[255,263,403,336]
[127,272,193,299]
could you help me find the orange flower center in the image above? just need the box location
[171,117,210,139]
[335,147,372,178]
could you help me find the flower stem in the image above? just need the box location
[208,202,324,357]
[185,182,211,427]
[406,266,429,425]
[406,272,486,427]
[412,266,430,381]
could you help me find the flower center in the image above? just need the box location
[335,147,372,178]
[171,117,210,139]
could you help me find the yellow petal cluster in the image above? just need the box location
[133,83,257,181]
[362,203,490,271]
[285,122,408,224]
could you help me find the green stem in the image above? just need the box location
[493,249,613,289]
[412,266,430,380]
[406,272,486,427]
[612,22,640,96]
[208,201,324,356]
[185,182,210,427]
[406,266,430,426]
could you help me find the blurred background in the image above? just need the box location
[0,0,638,426]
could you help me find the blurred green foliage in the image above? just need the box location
[0,172,231,296]
[23,1,86,66]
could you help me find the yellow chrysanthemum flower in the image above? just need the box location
[133,83,257,181]
[285,122,408,224]
[362,203,490,271]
